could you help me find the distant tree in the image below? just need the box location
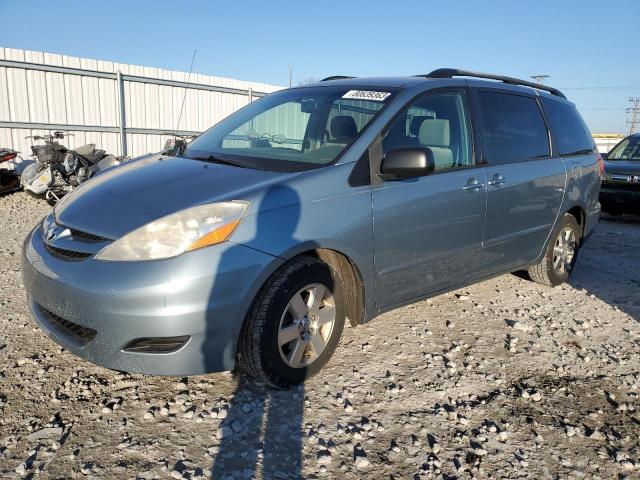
[298,77,319,85]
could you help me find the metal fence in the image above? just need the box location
[0,48,283,157]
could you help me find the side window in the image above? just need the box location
[476,92,550,164]
[383,91,474,172]
[541,97,595,155]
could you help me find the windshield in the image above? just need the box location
[608,136,640,161]
[183,86,394,172]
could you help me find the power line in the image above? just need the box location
[627,97,640,135]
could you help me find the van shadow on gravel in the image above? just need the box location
[569,213,640,323]
[205,185,307,479]
[209,378,304,479]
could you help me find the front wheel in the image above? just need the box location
[237,257,345,387]
[528,214,581,287]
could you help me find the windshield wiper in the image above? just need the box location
[187,154,248,168]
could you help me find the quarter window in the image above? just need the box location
[476,92,550,164]
[541,97,595,156]
[383,92,474,172]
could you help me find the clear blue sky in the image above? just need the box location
[1,0,638,133]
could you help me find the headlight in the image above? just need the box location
[41,213,54,238]
[96,201,249,261]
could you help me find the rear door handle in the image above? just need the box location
[463,178,485,191]
[487,174,506,186]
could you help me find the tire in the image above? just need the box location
[237,256,345,388]
[528,214,581,287]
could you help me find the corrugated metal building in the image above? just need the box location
[0,47,284,157]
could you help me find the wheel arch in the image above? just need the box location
[246,243,367,328]
[302,248,366,327]
[565,204,586,240]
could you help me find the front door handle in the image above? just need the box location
[487,174,506,186]
[463,178,485,191]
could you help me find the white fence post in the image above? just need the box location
[116,70,127,157]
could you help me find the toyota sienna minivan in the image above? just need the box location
[22,69,602,387]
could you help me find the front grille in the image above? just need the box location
[45,244,92,261]
[38,306,97,344]
[69,228,108,242]
[123,336,190,353]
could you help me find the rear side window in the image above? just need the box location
[541,97,595,155]
[476,92,550,164]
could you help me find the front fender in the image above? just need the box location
[232,187,376,321]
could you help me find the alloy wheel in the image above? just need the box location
[277,283,336,368]
[553,226,577,274]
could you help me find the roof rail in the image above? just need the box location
[419,68,566,99]
[320,75,356,82]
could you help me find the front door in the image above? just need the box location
[372,90,487,310]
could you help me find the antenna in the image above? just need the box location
[175,49,197,133]
[530,74,550,85]
[627,97,640,135]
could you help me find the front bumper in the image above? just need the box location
[21,225,282,375]
[600,185,640,211]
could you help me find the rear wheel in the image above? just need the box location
[237,256,345,387]
[528,214,580,287]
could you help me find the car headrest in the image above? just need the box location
[409,116,432,137]
[330,116,358,142]
[419,119,450,148]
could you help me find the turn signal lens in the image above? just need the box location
[186,220,241,251]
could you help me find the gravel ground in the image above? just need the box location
[0,191,639,479]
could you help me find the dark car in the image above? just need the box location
[601,133,640,214]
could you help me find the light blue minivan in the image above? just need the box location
[22,69,601,386]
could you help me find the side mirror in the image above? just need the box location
[600,152,608,160]
[380,147,435,180]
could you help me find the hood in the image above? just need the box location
[55,154,292,238]
[605,160,640,176]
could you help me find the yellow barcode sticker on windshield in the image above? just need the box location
[342,90,391,101]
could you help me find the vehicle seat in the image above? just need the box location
[418,119,453,169]
[329,116,357,143]
[409,116,432,138]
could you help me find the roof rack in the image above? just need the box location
[320,75,356,82]
[419,68,566,99]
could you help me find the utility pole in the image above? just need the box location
[289,69,292,88]
[627,97,640,135]
[530,74,550,85]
